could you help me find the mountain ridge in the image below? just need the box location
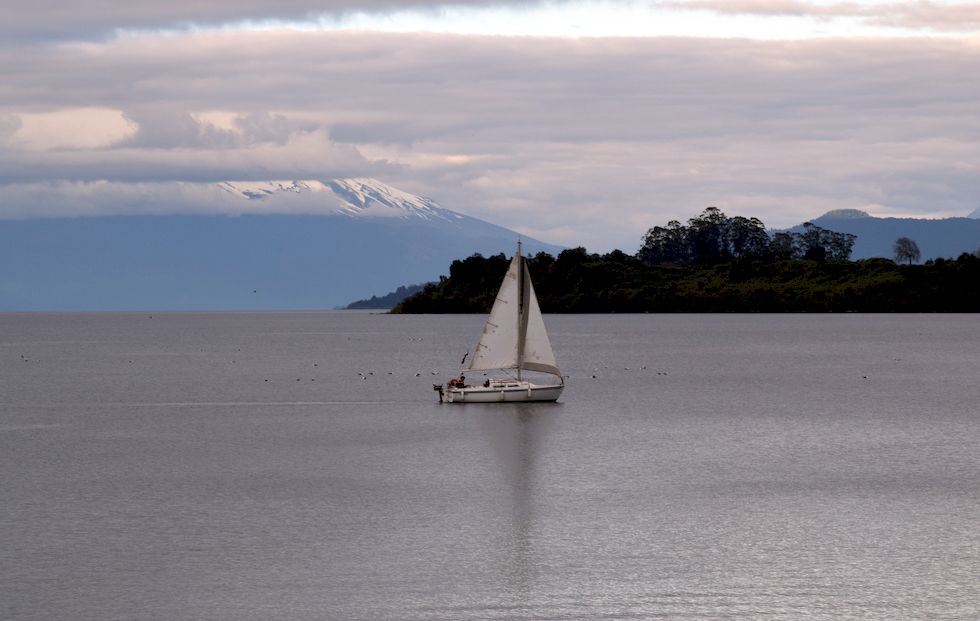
[792,210,980,260]
[0,179,563,311]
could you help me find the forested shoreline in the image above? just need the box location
[392,251,979,313]
[392,208,980,313]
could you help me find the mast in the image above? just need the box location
[516,240,525,381]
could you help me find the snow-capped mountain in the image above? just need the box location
[0,179,564,311]
[216,178,464,222]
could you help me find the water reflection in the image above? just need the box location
[477,403,559,604]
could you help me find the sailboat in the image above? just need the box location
[436,242,564,403]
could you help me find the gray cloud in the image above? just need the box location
[671,1,980,32]
[234,111,314,144]
[670,0,865,18]
[1,1,559,43]
[121,107,239,148]
[875,1,980,31]
[3,30,980,250]
[0,114,22,143]
[0,126,381,184]
[119,108,313,148]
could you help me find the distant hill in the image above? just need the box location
[0,179,563,311]
[346,284,428,310]
[788,210,980,261]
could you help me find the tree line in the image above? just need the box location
[346,284,426,309]
[638,207,856,265]
[392,208,980,313]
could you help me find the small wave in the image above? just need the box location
[0,423,63,432]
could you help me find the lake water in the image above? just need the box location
[2,312,978,620]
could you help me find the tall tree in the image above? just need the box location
[796,223,827,260]
[795,222,856,261]
[769,232,797,260]
[639,208,855,266]
[824,229,858,261]
[638,220,689,265]
[893,237,921,265]
[686,207,729,265]
[727,216,770,259]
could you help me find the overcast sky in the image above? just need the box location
[3,0,980,251]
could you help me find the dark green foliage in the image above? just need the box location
[638,207,855,266]
[393,208,979,313]
[797,222,856,261]
[346,284,428,309]
[391,253,509,313]
[393,251,980,313]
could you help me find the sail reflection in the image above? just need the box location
[477,404,559,602]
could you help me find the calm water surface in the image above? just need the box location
[1,312,978,620]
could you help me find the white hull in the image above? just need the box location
[445,380,563,403]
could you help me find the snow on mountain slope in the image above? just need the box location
[216,180,331,199]
[217,178,464,222]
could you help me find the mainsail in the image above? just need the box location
[467,245,560,378]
